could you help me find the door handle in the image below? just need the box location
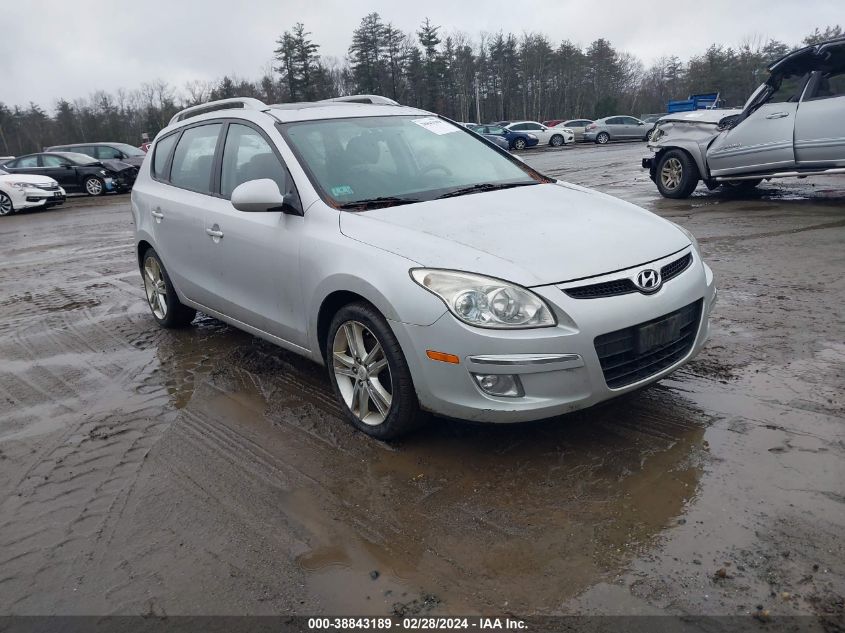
[205,227,224,239]
[151,208,164,219]
[765,112,789,119]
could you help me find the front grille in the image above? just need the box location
[594,299,702,388]
[33,183,59,191]
[565,278,636,299]
[564,251,693,299]
[660,252,692,282]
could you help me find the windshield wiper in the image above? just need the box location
[437,182,537,199]
[337,196,421,210]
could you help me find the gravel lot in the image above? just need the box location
[0,142,842,623]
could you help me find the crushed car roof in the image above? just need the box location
[768,37,845,76]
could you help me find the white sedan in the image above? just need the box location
[0,168,66,216]
[505,121,575,147]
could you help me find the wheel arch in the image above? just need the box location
[653,142,709,180]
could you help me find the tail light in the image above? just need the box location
[586,124,597,130]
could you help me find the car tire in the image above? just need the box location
[596,132,610,145]
[0,192,14,216]
[656,150,700,199]
[550,134,564,147]
[326,302,425,440]
[722,179,762,191]
[513,138,527,150]
[140,247,197,328]
[84,176,105,197]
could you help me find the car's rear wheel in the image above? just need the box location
[327,302,424,440]
[141,247,196,328]
[513,138,527,150]
[550,134,564,147]
[596,132,610,144]
[656,150,700,199]
[0,192,14,216]
[84,176,105,196]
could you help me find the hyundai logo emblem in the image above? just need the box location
[635,269,662,293]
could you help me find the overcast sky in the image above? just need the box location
[1,0,839,108]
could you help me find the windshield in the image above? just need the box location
[112,143,145,157]
[280,115,542,208]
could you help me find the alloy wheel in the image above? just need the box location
[660,157,683,190]
[514,139,526,150]
[597,132,609,144]
[332,320,393,426]
[86,178,103,196]
[143,256,168,319]
[551,135,563,147]
[0,193,12,216]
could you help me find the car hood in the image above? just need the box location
[100,159,137,173]
[659,109,742,125]
[0,173,57,186]
[339,182,690,286]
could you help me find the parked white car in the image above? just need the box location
[0,167,66,216]
[505,121,574,147]
[132,96,715,439]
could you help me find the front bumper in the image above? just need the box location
[17,186,66,209]
[391,250,715,423]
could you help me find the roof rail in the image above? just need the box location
[169,97,268,126]
[319,95,400,106]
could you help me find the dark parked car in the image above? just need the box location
[1,152,136,196]
[45,142,147,168]
[469,124,539,150]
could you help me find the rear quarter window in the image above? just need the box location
[152,133,180,180]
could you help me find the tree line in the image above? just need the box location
[0,21,841,157]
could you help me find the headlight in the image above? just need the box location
[99,170,108,176]
[10,182,33,190]
[411,269,556,329]
[650,128,664,141]
[674,224,700,253]
[527,133,538,140]
[562,128,574,134]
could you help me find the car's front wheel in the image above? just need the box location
[141,247,197,328]
[550,134,564,147]
[0,192,14,216]
[512,138,527,150]
[327,302,424,440]
[656,150,700,198]
[84,176,105,196]
[596,132,610,144]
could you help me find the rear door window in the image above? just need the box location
[807,71,845,100]
[15,156,40,168]
[169,124,222,193]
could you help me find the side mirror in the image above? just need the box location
[637,122,645,126]
[231,178,301,215]
[63,163,73,168]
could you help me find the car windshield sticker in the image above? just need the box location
[331,185,354,196]
[412,117,458,135]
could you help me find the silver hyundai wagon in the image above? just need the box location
[131,96,716,439]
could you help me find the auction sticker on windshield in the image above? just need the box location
[412,117,458,135]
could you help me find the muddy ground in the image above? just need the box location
[0,142,842,623]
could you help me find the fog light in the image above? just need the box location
[472,373,524,397]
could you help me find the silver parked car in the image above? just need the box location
[556,119,594,142]
[132,96,716,439]
[644,38,845,198]
[584,116,650,144]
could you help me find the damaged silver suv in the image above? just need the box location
[644,38,845,198]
